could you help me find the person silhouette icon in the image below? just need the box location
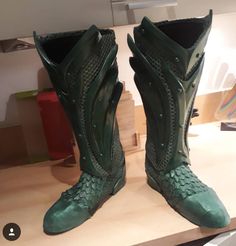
[3,223,21,241]
[8,228,15,236]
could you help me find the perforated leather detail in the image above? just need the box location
[139,43,178,171]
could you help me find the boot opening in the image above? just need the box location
[157,21,205,49]
[42,35,83,64]
[41,29,114,64]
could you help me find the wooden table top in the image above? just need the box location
[0,122,236,246]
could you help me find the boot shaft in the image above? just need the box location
[34,26,124,177]
[128,11,212,172]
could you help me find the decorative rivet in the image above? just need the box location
[93,124,96,128]
[111,100,115,104]
[161,143,165,148]
[82,156,86,160]
[72,99,76,103]
[175,57,180,63]
[78,134,82,138]
[178,150,182,154]
[159,113,163,118]
[141,28,145,34]
[100,153,103,157]
[67,72,71,76]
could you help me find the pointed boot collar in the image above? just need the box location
[135,10,212,77]
[34,26,115,73]
[33,25,102,69]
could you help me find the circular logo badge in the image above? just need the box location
[2,223,21,241]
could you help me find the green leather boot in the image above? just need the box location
[128,11,230,228]
[34,26,126,234]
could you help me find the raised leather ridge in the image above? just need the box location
[34,26,126,234]
[34,26,124,177]
[128,10,230,228]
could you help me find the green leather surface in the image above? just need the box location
[128,10,230,228]
[34,26,125,234]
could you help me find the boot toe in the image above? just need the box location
[43,198,91,234]
[176,189,230,228]
[203,208,230,228]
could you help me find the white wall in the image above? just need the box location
[200,12,236,94]
[113,25,141,105]
[1,13,236,125]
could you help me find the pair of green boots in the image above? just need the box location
[34,10,230,234]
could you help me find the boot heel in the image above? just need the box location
[111,167,126,195]
[147,175,161,193]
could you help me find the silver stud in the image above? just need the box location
[78,134,82,138]
[93,124,96,128]
[100,153,103,157]
[175,57,180,63]
[72,99,76,103]
[159,113,163,118]
[82,156,86,160]
[161,143,164,148]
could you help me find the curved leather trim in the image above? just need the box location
[135,10,212,76]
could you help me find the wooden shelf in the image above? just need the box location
[0,122,236,246]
